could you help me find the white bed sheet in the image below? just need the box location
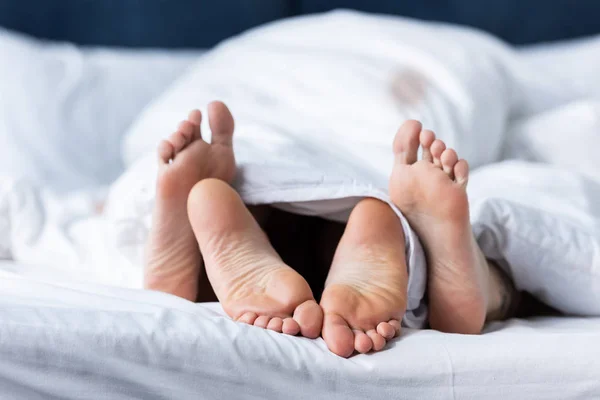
[1,264,599,400]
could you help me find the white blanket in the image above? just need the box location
[0,27,200,192]
[109,11,599,320]
[3,10,599,320]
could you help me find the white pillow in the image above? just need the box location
[519,35,600,103]
[123,10,514,170]
[503,100,600,182]
[0,28,200,192]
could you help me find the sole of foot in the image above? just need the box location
[188,178,323,338]
[320,198,407,358]
[144,101,236,301]
[389,120,489,334]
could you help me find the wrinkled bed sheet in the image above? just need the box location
[1,269,600,400]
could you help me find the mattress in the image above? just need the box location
[1,264,599,400]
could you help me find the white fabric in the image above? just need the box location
[1,268,600,400]
[2,10,600,399]
[519,34,600,103]
[0,178,141,287]
[114,10,519,328]
[123,12,513,170]
[502,101,600,182]
[114,10,600,319]
[0,28,199,192]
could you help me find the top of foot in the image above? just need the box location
[156,101,236,193]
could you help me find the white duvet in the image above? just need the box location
[110,11,600,318]
[2,10,600,399]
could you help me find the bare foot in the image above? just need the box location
[187,179,323,338]
[144,101,236,301]
[320,198,407,357]
[389,120,505,334]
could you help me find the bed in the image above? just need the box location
[1,1,600,399]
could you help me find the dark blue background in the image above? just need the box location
[0,0,598,47]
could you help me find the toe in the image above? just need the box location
[322,313,356,358]
[169,130,190,154]
[430,139,446,168]
[237,312,258,325]
[293,300,324,339]
[454,159,469,187]
[392,120,422,165]
[157,140,174,164]
[388,319,402,336]
[282,317,301,336]
[376,321,396,340]
[187,109,203,140]
[208,101,234,147]
[353,330,373,354]
[419,129,435,162]
[253,315,270,329]
[441,148,459,178]
[178,120,195,141]
[267,317,284,333]
[366,330,387,352]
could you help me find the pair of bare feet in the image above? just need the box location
[145,102,512,358]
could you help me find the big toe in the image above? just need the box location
[322,313,356,358]
[208,101,234,147]
[293,300,324,339]
[393,120,422,165]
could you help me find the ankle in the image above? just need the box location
[485,260,520,322]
